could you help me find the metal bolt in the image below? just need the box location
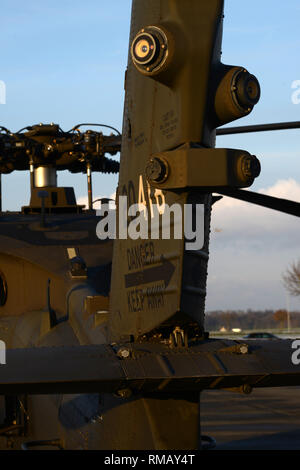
[117,348,131,359]
[116,388,132,399]
[239,344,249,355]
[242,384,252,395]
[145,157,168,184]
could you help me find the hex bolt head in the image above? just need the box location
[117,348,131,359]
[239,344,249,355]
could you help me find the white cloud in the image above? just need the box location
[211,179,300,247]
[206,179,300,311]
[261,178,300,199]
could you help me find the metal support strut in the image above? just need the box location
[87,162,93,210]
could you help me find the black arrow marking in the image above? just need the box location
[125,257,175,289]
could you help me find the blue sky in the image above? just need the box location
[1,0,299,201]
[1,0,300,312]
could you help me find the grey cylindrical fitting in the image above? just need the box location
[34,166,57,188]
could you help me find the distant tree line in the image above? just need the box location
[205,309,300,332]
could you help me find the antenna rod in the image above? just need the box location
[217,121,300,136]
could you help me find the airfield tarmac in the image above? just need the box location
[201,386,300,450]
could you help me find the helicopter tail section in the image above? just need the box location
[109,0,261,342]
